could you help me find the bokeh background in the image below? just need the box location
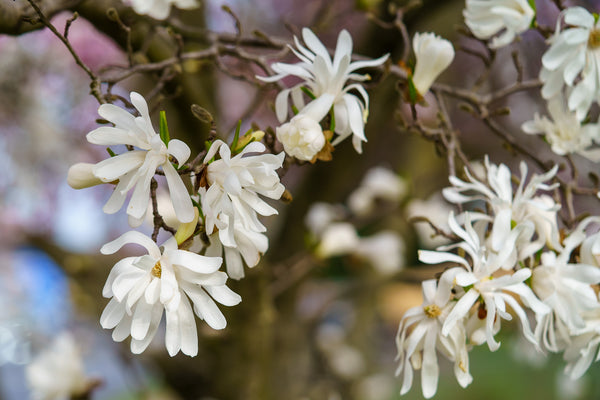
[2,0,600,399]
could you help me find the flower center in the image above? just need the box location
[152,261,162,278]
[423,304,441,318]
[588,29,600,50]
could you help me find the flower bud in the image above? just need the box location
[67,163,103,189]
[276,114,326,161]
[411,32,454,96]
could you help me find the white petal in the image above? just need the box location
[186,286,227,330]
[204,285,242,306]
[163,161,194,223]
[167,139,191,165]
[169,249,222,273]
[101,231,161,259]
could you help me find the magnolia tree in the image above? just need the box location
[3,0,600,399]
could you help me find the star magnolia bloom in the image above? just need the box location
[533,218,600,350]
[128,0,199,20]
[275,104,327,161]
[411,32,455,96]
[395,279,472,399]
[443,157,561,259]
[99,231,241,356]
[522,95,600,161]
[258,28,389,153]
[419,213,550,351]
[541,7,600,120]
[463,0,535,48]
[563,312,600,379]
[355,231,405,275]
[205,227,268,281]
[26,333,91,400]
[86,92,194,227]
[315,222,360,258]
[348,166,406,216]
[202,140,285,238]
[304,202,346,237]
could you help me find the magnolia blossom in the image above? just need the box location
[541,7,600,120]
[315,222,360,258]
[348,166,406,216]
[533,218,600,351]
[200,140,284,279]
[563,314,600,379]
[395,279,472,399]
[127,0,199,19]
[304,202,346,237]
[85,92,193,227]
[258,28,389,153]
[355,231,405,275]
[275,107,327,161]
[99,231,241,356]
[522,95,600,160]
[463,0,535,48]
[26,333,91,400]
[205,227,268,280]
[443,157,561,259]
[202,140,284,238]
[419,213,550,351]
[411,32,454,96]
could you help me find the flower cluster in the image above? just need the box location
[306,166,406,275]
[200,140,285,280]
[397,158,600,398]
[258,28,388,159]
[68,93,286,355]
[524,6,600,158]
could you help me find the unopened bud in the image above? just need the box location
[67,163,103,189]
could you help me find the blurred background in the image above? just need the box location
[2,0,600,399]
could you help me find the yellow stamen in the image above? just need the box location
[589,29,600,50]
[424,304,441,318]
[152,261,162,278]
[459,361,467,373]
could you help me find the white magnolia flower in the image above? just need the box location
[348,166,406,216]
[26,333,91,400]
[355,231,405,275]
[541,7,600,120]
[443,157,561,259]
[258,28,389,153]
[395,279,472,399]
[201,139,285,240]
[419,213,550,351]
[205,227,268,280]
[522,95,600,160]
[304,202,346,237]
[315,222,360,258]
[463,0,535,48]
[411,32,455,96]
[533,218,600,350]
[127,0,199,20]
[99,231,241,356]
[563,312,600,379]
[275,111,326,161]
[86,92,193,227]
